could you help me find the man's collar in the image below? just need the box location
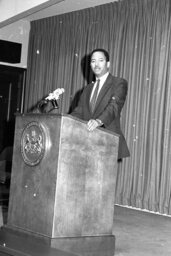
[96,72,109,82]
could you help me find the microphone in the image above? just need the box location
[37,88,65,113]
[45,88,65,101]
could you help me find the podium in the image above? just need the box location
[1,114,119,256]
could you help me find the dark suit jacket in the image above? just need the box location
[71,73,130,159]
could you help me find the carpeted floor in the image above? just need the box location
[113,205,171,256]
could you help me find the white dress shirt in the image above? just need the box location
[90,72,109,101]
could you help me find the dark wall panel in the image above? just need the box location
[0,40,22,64]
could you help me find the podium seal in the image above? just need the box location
[21,121,46,166]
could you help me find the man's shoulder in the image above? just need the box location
[109,74,128,86]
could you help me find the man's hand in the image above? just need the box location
[87,119,103,131]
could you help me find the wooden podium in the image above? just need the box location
[1,114,119,256]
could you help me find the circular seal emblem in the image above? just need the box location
[21,121,46,166]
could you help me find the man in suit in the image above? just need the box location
[71,48,130,159]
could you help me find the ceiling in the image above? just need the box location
[26,0,117,21]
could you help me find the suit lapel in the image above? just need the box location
[87,82,94,112]
[93,74,113,114]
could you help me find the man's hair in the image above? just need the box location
[90,48,110,62]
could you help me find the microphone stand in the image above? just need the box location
[37,99,48,113]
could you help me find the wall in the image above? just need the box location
[0,20,30,68]
[0,0,53,68]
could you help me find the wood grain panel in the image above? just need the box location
[7,114,119,238]
[53,115,119,237]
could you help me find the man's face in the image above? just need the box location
[90,51,110,78]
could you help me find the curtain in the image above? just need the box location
[25,0,171,215]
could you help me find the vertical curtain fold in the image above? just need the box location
[25,0,171,215]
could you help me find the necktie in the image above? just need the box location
[90,79,100,112]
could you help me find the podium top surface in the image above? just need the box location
[16,113,120,138]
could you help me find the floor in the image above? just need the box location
[113,205,171,256]
[0,184,171,256]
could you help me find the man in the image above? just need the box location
[71,48,130,159]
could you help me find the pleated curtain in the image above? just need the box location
[25,0,171,215]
